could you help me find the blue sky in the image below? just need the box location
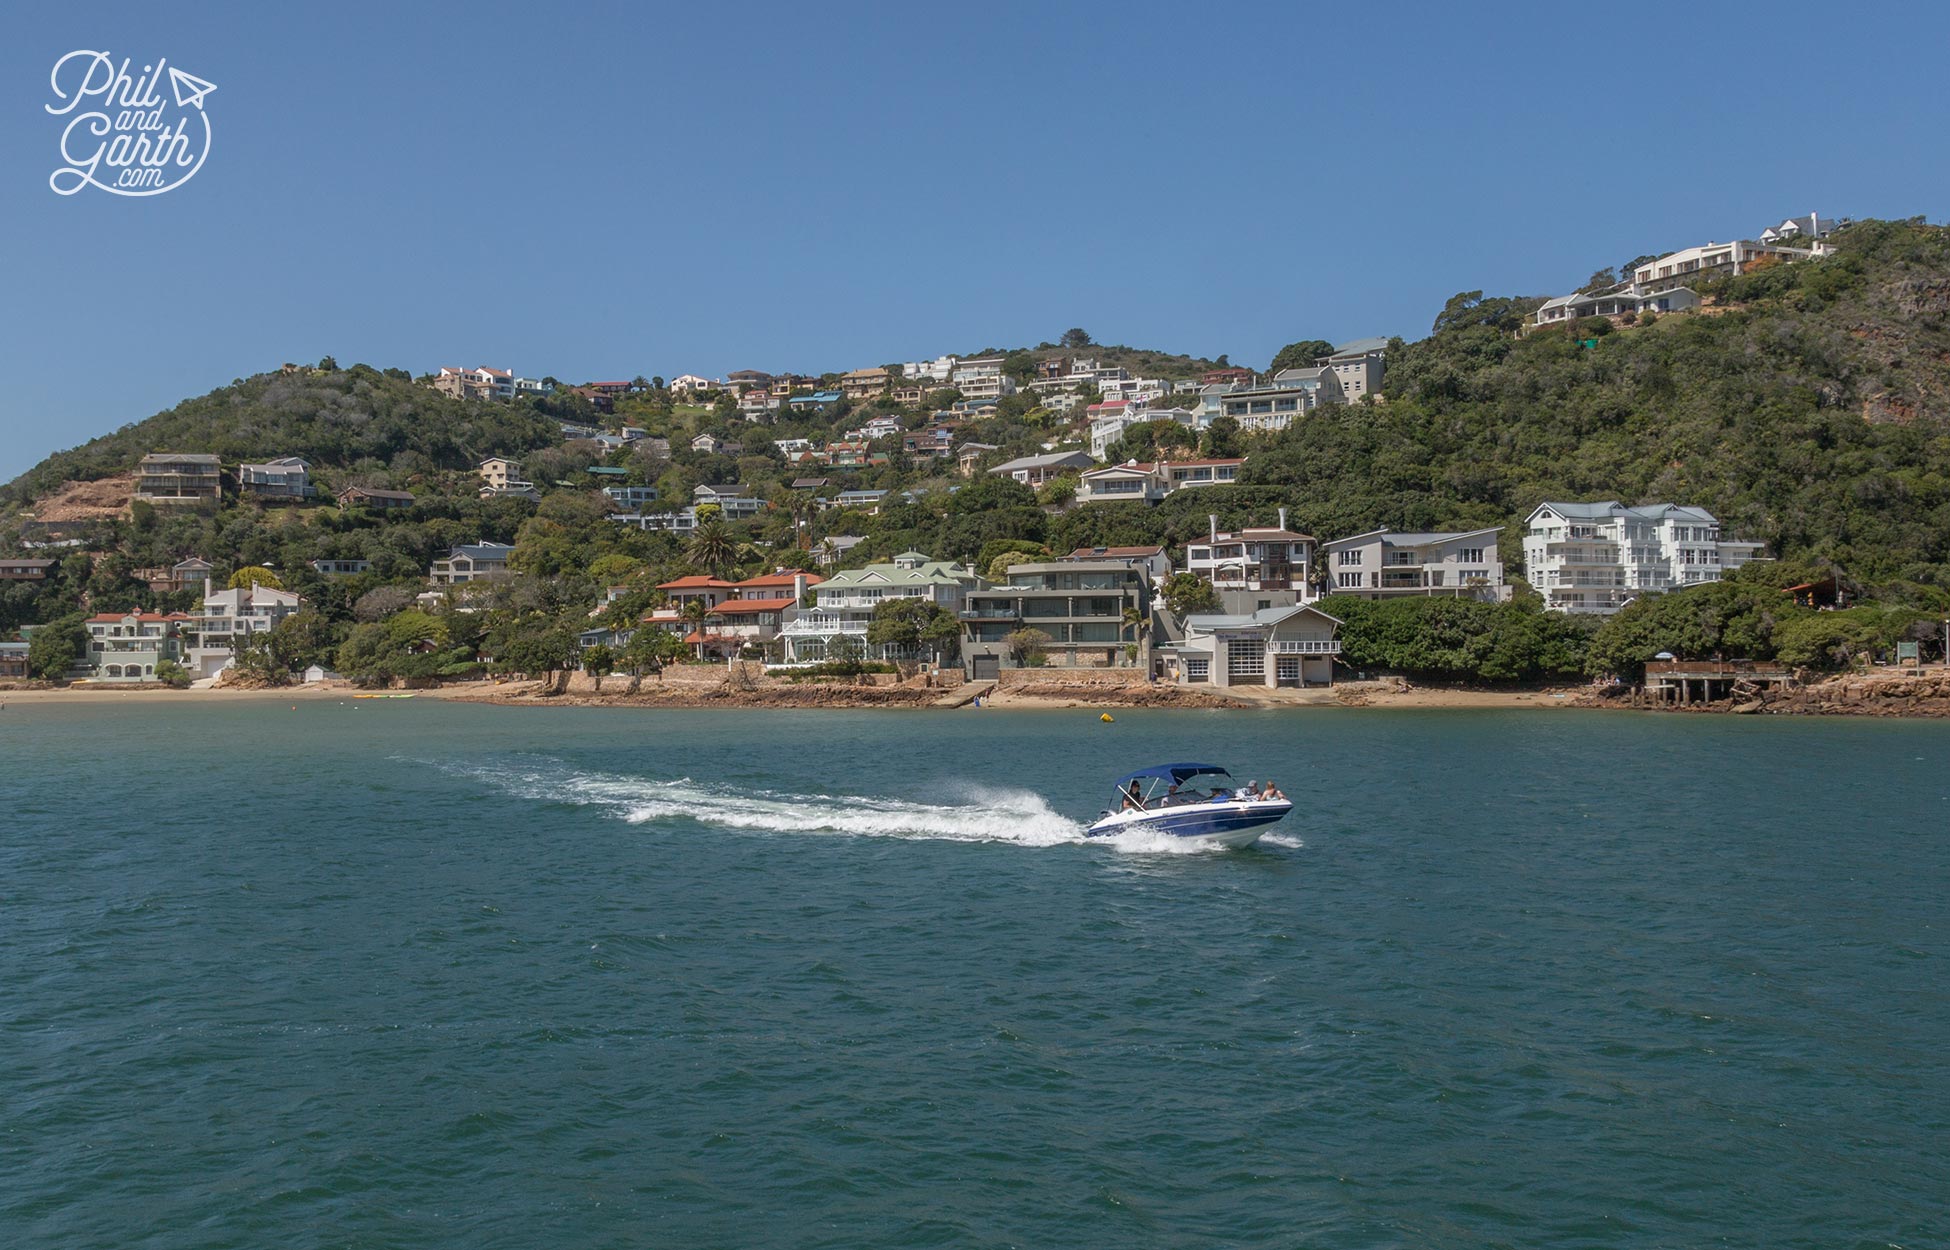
[3,0,1946,481]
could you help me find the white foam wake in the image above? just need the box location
[427,759,1258,854]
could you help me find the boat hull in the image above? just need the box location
[1084,799,1291,848]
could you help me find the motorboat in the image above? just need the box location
[1085,762,1291,849]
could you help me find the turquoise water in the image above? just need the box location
[2,701,1946,1248]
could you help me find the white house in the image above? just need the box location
[237,456,313,500]
[429,542,515,585]
[1184,514,1314,602]
[950,356,1016,401]
[900,355,959,384]
[1160,604,1342,689]
[779,551,983,663]
[668,374,718,395]
[1523,501,1767,615]
[988,450,1095,487]
[1634,238,1831,292]
[1320,528,1508,601]
[185,584,308,679]
[1533,285,1701,327]
[1074,458,1244,505]
[1219,369,1346,432]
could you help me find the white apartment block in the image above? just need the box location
[950,356,1017,401]
[900,356,959,384]
[1523,502,1766,615]
[1633,238,1830,292]
[1321,528,1508,601]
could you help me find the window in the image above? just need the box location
[1337,549,1364,567]
[1338,571,1362,588]
[1458,548,1484,564]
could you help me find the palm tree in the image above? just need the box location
[785,491,820,549]
[685,520,737,578]
[680,599,709,659]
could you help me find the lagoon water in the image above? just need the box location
[2,701,1947,1248]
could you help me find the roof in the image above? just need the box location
[1320,527,1501,549]
[140,452,221,464]
[736,572,821,588]
[708,597,796,614]
[1113,763,1230,788]
[1204,527,1313,543]
[990,450,1094,473]
[821,560,974,588]
[445,542,514,561]
[1184,604,1343,631]
[1066,546,1164,559]
[659,575,737,589]
[1328,336,1390,358]
[1529,501,1720,525]
[585,466,629,476]
[340,486,415,501]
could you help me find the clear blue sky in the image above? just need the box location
[3,0,1945,482]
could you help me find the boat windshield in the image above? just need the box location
[1117,770,1238,808]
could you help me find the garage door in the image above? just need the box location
[1227,639,1264,681]
[971,655,999,680]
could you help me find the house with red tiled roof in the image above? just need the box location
[80,611,196,681]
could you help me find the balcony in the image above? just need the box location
[1268,640,1341,654]
[781,615,868,637]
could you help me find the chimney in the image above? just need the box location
[792,572,809,604]
[1278,507,1289,532]
[1209,514,1218,543]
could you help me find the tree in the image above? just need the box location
[1002,350,1038,384]
[621,627,687,681]
[583,642,615,689]
[154,659,192,689]
[353,585,417,622]
[1201,414,1242,458]
[1269,339,1335,373]
[685,521,737,578]
[1061,328,1094,349]
[679,599,708,652]
[866,597,958,664]
[1580,268,1619,293]
[1160,572,1221,620]
[1005,627,1054,666]
[1430,290,1542,335]
[27,613,86,680]
[1037,475,1078,507]
[495,624,579,686]
[228,566,285,591]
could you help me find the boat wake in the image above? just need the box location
[427,758,1264,853]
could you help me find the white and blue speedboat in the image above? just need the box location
[1085,762,1291,849]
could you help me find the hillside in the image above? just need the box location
[1,364,562,509]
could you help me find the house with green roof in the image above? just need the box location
[779,550,983,663]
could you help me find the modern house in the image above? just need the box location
[429,366,517,402]
[1074,458,1244,505]
[1633,238,1831,292]
[668,374,718,395]
[336,486,416,511]
[900,356,958,384]
[780,551,982,663]
[1159,604,1342,689]
[309,558,372,576]
[0,639,28,679]
[956,443,1000,476]
[1533,285,1701,327]
[1759,212,1844,244]
[429,542,515,585]
[1522,501,1767,614]
[1320,528,1508,601]
[950,356,1016,401]
[237,456,314,500]
[959,559,1151,677]
[862,415,905,440]
[135,453,223,505]
[989,450,1095,487]
[601,485,661,510]
[693,485,764,521]
[478,483,542,502]
[1060,545,1171,582]
[1316,337,1388,404]
[183,584,307,679]
[1184,515,1315,609]
[1219,370,1346,432]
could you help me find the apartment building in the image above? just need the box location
[840,367,893,399]
[960,560,1151,677]
[1523,501,1767,614]
[1320,528,1508,601]
[135,453,223,505]
[1316,338,1387,404]
[950,356,1016,401]
[184,584,307,679]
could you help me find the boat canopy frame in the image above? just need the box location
[1113,762,1231,789]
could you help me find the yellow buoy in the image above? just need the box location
[1100,713,1114,723]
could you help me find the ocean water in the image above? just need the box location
[2,700,1946,1249]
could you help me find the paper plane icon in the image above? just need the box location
[168,67,217,110]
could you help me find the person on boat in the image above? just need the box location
[1122,781,1145,811]
[1162,782,1181,807]
[1259,780,1285,801]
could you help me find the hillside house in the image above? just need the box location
[1321,528,1508,601]
[135,453,223,505]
